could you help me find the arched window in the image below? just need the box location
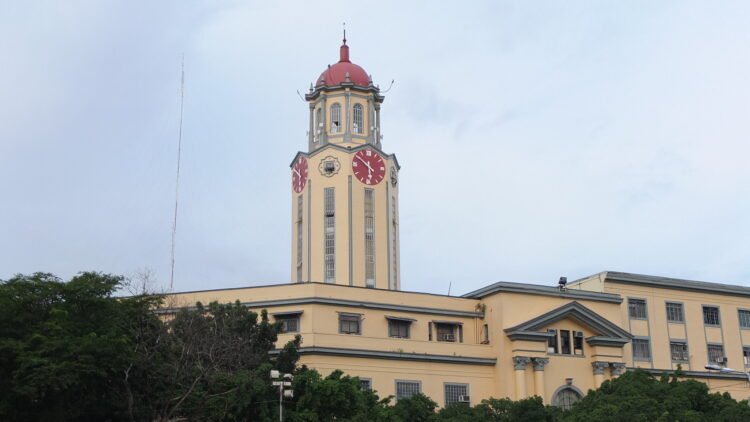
[330,103,341,133]
[316,107,323,139]
[552,386,582,411]
[353,104,364,134]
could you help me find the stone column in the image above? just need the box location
[512,356,531,400]
[532,358,549,399]
[611,362,626,377]
[592,361,608,388]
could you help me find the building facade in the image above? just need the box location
[167,38,750,408]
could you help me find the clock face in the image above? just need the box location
[292,156,308,193]
[352,148,385,185]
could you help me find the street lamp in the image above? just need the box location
[270,370,294,421]
[704,364,750,383]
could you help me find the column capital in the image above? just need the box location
[610,362,627,376]
[532,357,550,371]
[592,361,609,375]
[512,356,531,370]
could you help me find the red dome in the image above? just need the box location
[316,40,370,87]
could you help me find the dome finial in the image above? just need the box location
[342,22,347,45]
[339,23,350,63]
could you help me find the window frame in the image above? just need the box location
[707,344,725,364]
[669,340,689,362]
[702,305,721,326]
[338,312,361,335]
[743,346,750,367]
[444,382,469,406]
[359,378,372,391]
[433,321,463,343]
[547,329,558,354]
[330,103,341,133]
[665,302,685,323]
[560,329,571,355]
[628,298,648,320]
[632,337,651,361]
[275,315,300,333]
[395,380,421,401]
[738,309,750,329]
[388,319,411,339]
[353,103,364,134]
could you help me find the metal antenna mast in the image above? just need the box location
[170,54,185,290]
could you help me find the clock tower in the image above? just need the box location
[291,36,400,290]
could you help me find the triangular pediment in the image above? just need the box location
[504,301,631,346]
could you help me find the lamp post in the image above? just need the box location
[704,364,750,383]
[270,370,294,422]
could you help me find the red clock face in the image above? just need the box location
[292,156,308,193]
[352,149,385,185]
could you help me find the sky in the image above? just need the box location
[1,1,749,296]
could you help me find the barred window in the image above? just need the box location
[743,347,750,366]
[339,313,360,335]
[703,306,721,326]
[364,189,375,288]
[628,298,647,319]
[707,344,725,364]
[444,383,469,406]
[276,316,299,333]
[324,188,335,282]
[436,323,461,342]
[359,378,372,391]
[353,104,364,134]
[330,103,341,133]
[315,107,323,140]
[666,302,684,323]
[633,338,651,361]
[670,341,689,362]
[395,380,421,400]
[739,310,750,329]
[296,195,303,282]
[388,319,410,338]
[553,387,582,411]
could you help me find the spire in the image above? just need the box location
[339,22,350,63]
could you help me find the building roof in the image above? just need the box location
[574,271,750,298]
[461,280,623,303]
[316,39,370,87]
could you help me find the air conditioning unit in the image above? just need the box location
[717,356,728,365]
[442,334,456,342]
[458,395,470,403]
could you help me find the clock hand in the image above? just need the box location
[293,168,301,178]
[355,155,374,171]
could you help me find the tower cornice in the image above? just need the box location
[289,143,400,170]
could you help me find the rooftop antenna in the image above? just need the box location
[170,54,185,290]
[447,281,452,296]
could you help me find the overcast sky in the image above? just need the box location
[2,1,749,295]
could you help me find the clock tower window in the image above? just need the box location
[353,104,364,134]
[330,103,341,133]
[364,188,375,287]
[324,187,336,282]
[296,195,303,282]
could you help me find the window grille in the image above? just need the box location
[670,341,689,362]
[296,195,303,282]
[666,302,684,323]
[743,347,750,366]
[628,299,647,319]
[388,320,410,338]
[339,313,360,334]
[353,104,364,134]
[364,189,375,287]
[395,381,420,400]
[560,330,571,355]
[276,316,299,333]
[444,383,469,406]
[739,310,750,329]
[703,306,721,326]
[359,378,372,391]
[553,388,582,411]
[330,103,341,133]
[436,323,457,342]
[632,338,651,361]
[324,188,335,282]
[707,344,725,364]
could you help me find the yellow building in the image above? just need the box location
[167,38,750,409]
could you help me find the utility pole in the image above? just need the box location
[270,370,294,421]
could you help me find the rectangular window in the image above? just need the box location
[444,383,469,406]
[324,188,335,282]
[670,341,689,362]
[353,104,364,134]
[632,338,651,361]
[482,324,490,344]
[364,189,375,288]
[560,330,571,355]
[739,310,750,329]
[396,380,421,400]
[743,347,750,367]
[703,306,721,326]
[573,331,584,355]
[665,302,684,323]
[339,313,360,335]
[330,103,341,133]
[359,378,372,391]
[436,323,459,342]
[275,315,300,333]
[296,195,303,282]
[388,320,410,338]
[547,329,558,353]
[707,344,725,364]
[628,298,647,319]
